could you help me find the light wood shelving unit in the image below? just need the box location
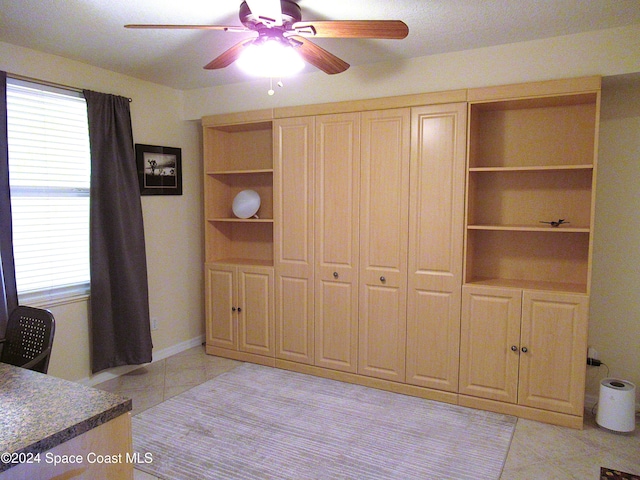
[464,88,599,294]
[203,114,276,367]
[460,77,601,428]
[203,119,274,266]
[201,78,602,429]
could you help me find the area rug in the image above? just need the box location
[132,363,516,479]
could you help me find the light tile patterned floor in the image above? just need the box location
[95,346,640,480]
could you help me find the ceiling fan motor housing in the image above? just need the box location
[239,0,302,29]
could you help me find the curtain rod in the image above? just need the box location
[7,73,133,102]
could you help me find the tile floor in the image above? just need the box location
[95,346,640,480]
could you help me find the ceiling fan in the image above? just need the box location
[125,0,409,76]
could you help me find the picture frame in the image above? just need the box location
[135,144,182,195]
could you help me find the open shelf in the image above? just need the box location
[209,218,274,223]
[464,87,598,295]
[206,168,274,175]
[203,120,274,267]
[207,258,274,267]
[466,163,593,229]
[464,229,590,292]
[205,221,274,266]
[205,171,274,221]
[204,122,273,172]
[469,165,593,172]
[468,93,597,169]
[464,277,587,294]
[467,224,590,233]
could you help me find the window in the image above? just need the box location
[6,79,91,301]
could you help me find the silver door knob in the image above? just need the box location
[521,347,528,353]
[333,272,339,279]
[380,276,386,283]
[511,345,518,352]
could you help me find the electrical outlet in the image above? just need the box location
[588,347,599,360]
[151,317,159,331]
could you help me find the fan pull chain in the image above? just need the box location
[267,78,285,96]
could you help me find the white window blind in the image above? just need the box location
[6,79,91,297]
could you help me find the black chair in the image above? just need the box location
[0,306,55,374]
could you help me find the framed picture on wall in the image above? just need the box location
[135,144,182,195]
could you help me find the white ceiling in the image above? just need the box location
[1,0,640,91]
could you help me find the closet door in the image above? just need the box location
[314,112,360,373]
[205,264,237,350]
[358,108,410,382]
[274,117,315,364]
[238,265,275,357]
[459,285,522,403]
[406,103,467,392]
[519,291,588,415]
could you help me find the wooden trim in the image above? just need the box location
[205,345,276,367]
[202,108,274,127]
[458,395,584,429]
[468,76,601,102]
[274,90,467,118]
[275,359,459,406]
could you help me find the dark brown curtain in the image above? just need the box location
[84,90,152,373]
[0,71,18,338]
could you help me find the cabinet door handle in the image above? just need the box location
[232,307,236,312]
[380,276,386,283]
[237,307,242,313]
[521,347,528,353]
[333,272,339,279]
[511,345,518,352]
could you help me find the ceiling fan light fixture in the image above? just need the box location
[236,39,305,78]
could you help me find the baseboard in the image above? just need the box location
[79,335,205,387]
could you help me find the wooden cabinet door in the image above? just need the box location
[238,265,275,357]
[205,264,237,350]
[358,109,410,382]
[274,117,315,364]
[314,113,360,373]
[459,285,522,403]
[519,291,588,415]
[405,103,467,392]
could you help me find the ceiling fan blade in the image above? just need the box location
[291,36,349,75]
[293,20,409,39]
[204,39,254,70]
[244,0,283,26]
[125,24,248,32]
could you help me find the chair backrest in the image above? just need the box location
[0,306,55,374]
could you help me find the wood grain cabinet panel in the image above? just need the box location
[274,117,315,364]
[459,285,522,403]
[519,291,589,415]
[205,263,274,358]
[358,109,410,382]
[205,264,236,350]
[314,113,360,373]
[460,285,589,417]
[406,103,467,392]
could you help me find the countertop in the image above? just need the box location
[0,363,131,472]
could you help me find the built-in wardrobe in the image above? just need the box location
[202,76,600,428]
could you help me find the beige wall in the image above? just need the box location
[182,24,640,120]
[588,74,640,402]
[1,22,639,403]
[0,42,204,382]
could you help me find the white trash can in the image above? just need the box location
[596,378,636,432]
